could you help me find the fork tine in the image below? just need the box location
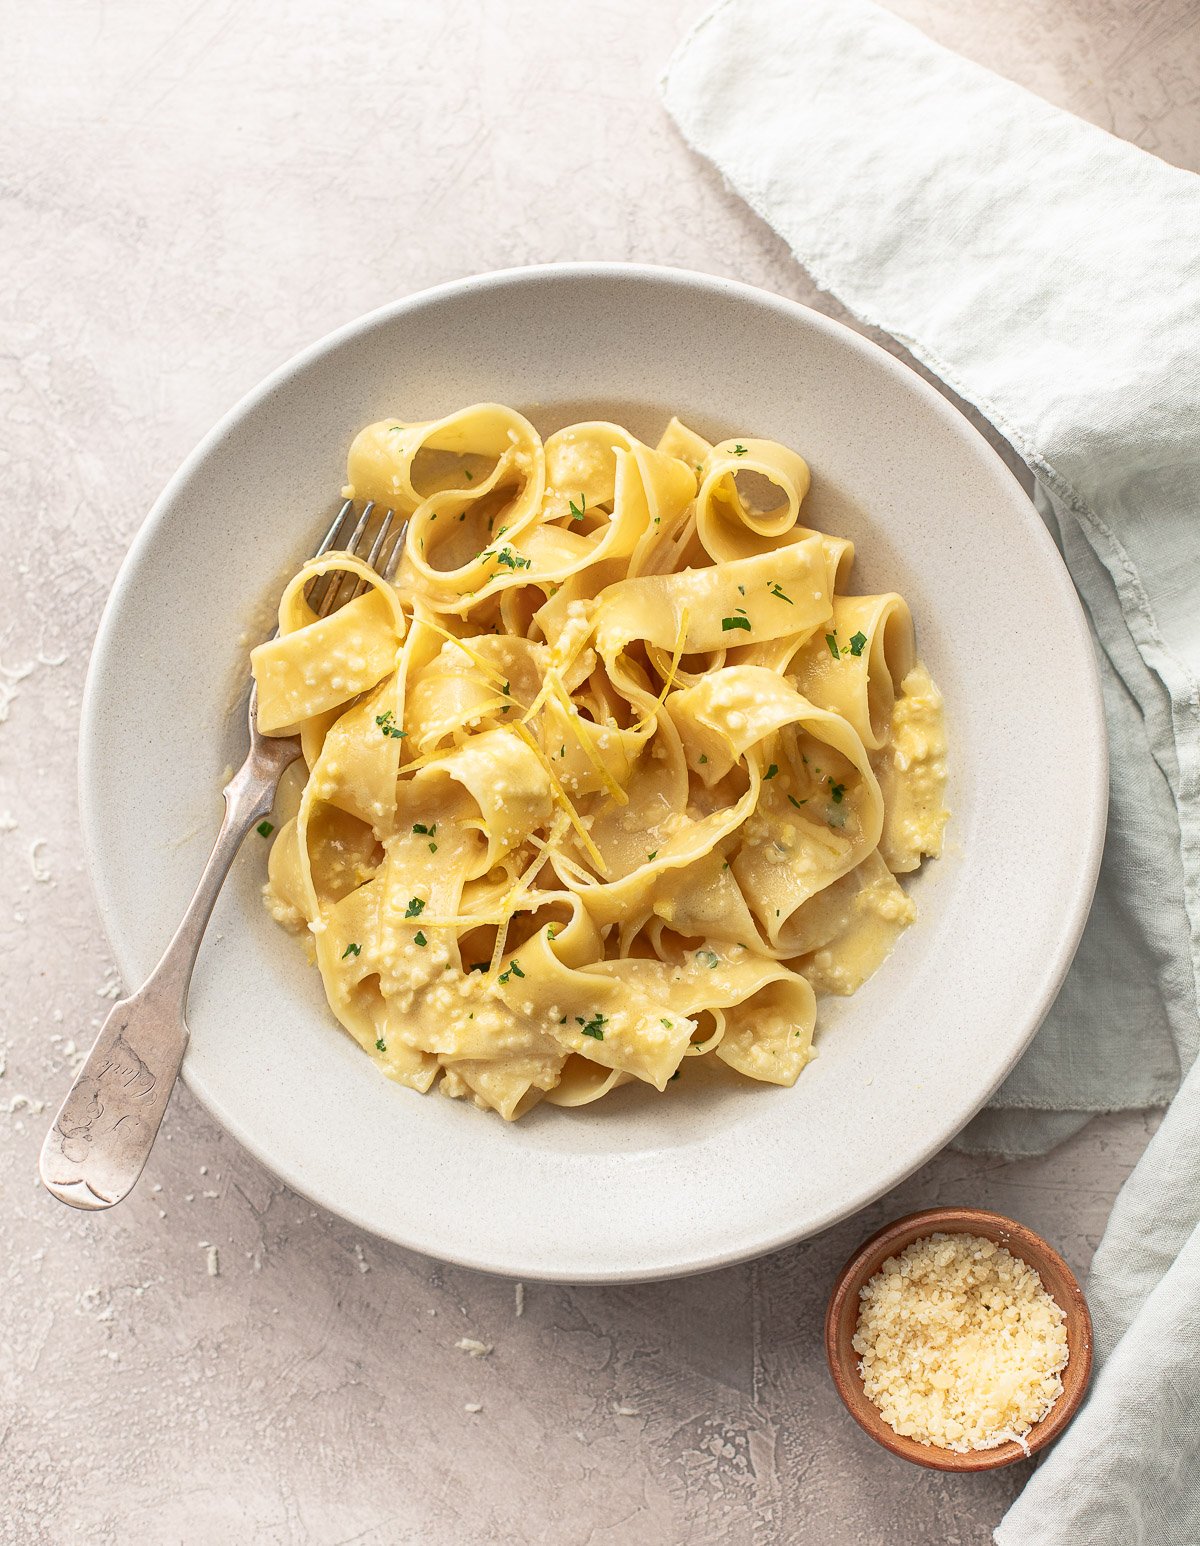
[382,519,408,579]
[341,507,402,602]
[316,498,355,557]
[338,509,403,607]
[343,500,375,555]
[306,499,356,614]
[314,502,375,618]
[363,509,395,571]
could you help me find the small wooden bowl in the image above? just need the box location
[825,1207,1093,1471]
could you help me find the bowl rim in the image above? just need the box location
[77,262,1109,1281]
[824,1206,1095,1470]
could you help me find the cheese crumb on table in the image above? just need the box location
[852,1232,1068,1452]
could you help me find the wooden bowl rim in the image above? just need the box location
[824,1206,1094,1472]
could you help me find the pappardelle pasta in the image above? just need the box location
[251,405,948,1120]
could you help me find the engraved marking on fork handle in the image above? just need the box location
[39,994,187,1209]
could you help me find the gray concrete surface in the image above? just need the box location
[2,2,1197,1541]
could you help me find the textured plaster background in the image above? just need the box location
[2,2,1198,1542]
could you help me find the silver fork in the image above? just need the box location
[39,500,404,1211]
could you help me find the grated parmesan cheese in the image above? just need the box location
[852,1232,1068,1452]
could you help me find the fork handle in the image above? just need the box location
[39,746,291,1210]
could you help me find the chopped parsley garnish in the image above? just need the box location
[661,1017,673,1029]
[412,822,436,836]
[429,842,437,853]
[698,754,708,765]
[769,583,793,604]
[464,468,474,481]
[825,633,840,660]
[256,820,274,838]
[830,782,846,804]
[763,764,778,780]
[376,710,406,739]
[732,443,748,457]
[341,943,361,959]
[404,896,426,918]
[494,548,531,571]
[576,1012,607,1040]
[546,924,558,941]
[375,1038,387,1052]
[849,631,868,657]
[787,794,807,809]
[737,585,745,597]
[501,680,511,696]
[414,931,427,947]
[568,494,587,521]
[721,615,752,632]
[647,850,658,861]
[695,948,720,969]
[498,959,526,984]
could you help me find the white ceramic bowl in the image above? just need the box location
[80,264,1106,1283]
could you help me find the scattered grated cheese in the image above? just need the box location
[852,1232,1068,1452]
[29,838,52,882]
[96,967,122,1000]
[4,1093,46,1116]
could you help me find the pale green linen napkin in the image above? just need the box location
[661,0,1200,1144]
[662,2,1200,1538]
